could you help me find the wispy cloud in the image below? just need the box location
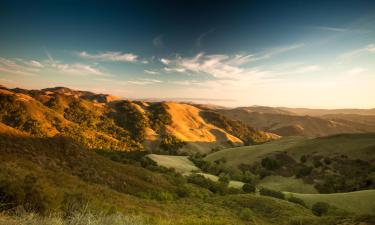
[0,56,105,77]
[144,69,159,75]
[78,51,139,62]
[53,63,103,75]
[347,67,367,75]
[160,58,171,65]
[95,77,162,86]
[25,60,44,68]
[339,44,375,59]
[257,43,305,61]
[0,58,40,76]
[161,52,268,79]
[313,26,349,32]
[152,35,164,48]
[164,67,187,73]
[196,29,215,48]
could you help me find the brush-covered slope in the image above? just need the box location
[0,126,330,225]
[205,133,375,194]
[0,86,275,154]
[216,106,375,137]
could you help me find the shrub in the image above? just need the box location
[261,157,280,170]
[239,208,254,220]
[187,174,229,195]
[0,174,60,214]
[148,102,172,132]
[159,134,186,155]
[242,183,256,193]
[287,196,306,207]
[259,187,284,199]
[295,165,313,178]
[311,202,330,216]
[218,173,230,185]
[140,190,175,201]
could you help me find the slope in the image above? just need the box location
[216,107,375,137]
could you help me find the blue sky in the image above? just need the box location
[0,0,375,108]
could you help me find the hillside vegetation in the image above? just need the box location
[205,134,375,194]
[0,127,349,225]
[0,86,274,155]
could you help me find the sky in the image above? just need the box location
[0,0,375,108]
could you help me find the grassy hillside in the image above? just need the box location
[259,176,318,194]
[205,137,304,167]
[206,134,375,166]
[286,190,375,215]
[147,154,200,174]
[205,134,375,194]
[1,131,344,225]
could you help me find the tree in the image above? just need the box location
[259,187,284,199]
[218,173,230,185]
[242,183,256,193]
[261,157,280,170]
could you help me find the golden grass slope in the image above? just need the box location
[164,102,243,153]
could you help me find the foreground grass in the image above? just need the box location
[0,211,234,225]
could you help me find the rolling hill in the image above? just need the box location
[0,85,275,155]
[205,133,375,194]
[0,121,330,225]
[216,106,375,137]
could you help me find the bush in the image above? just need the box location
[218,173,230,185]
[259,187,284,199]
[140,190,175,201]
[239,208,254,220]
[261,157,280,170]
[287,196,306,207]
[0,174,60,214]
[159,134,186,155]
[311,202,330,216]
[295,165,313,178]
[187,174,229,195]
[242,183,256,193]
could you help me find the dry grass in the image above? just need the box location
[147,154,200,174]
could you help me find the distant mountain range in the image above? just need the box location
[215,106,375,137]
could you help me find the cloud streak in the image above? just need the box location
[339,44,375,59]
[144,70,159,75]
[79,51,139,62]
[0,57,105,77]
[196,29,215,48]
